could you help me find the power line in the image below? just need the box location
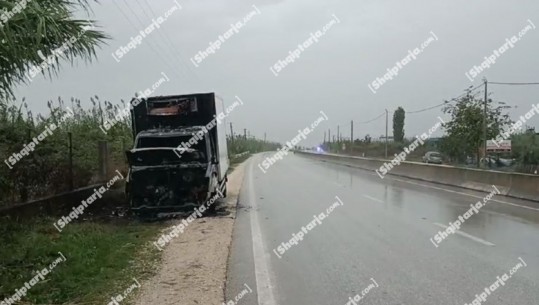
[407,102,447,114]
[136,0,202,82]
[331,83,484,139]
[407,83,485,114]
[488,81,539,86]
[334,111,386,130]
[356,112,386,124]
[111,1,184,80]
[326,112,386,143]
[447,83,486,103]
[120,0,182,66]
[132,0,187,64]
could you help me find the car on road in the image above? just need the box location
[422,151,443,164]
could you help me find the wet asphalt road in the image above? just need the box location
[225,153,539,305]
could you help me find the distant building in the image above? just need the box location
[376,135,394,142]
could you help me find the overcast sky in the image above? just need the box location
[14,0,539,146]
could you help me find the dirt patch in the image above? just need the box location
[133,160,247,305]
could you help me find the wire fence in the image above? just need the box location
[0,97,131,207]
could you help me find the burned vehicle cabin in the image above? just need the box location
[126,93,229,216]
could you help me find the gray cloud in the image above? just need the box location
[15,0,539,146]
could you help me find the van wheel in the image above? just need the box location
[222,184,227,198]
[222,175,228,197]
[206,194,217,214]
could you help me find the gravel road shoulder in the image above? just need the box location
[133,160,247,305]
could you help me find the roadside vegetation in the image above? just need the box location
[0,97,131,206]
[228,136,280,171]
[321,88,539,174]
[0,0,108,99]
[0,214,162,304]
[228,135,281,156]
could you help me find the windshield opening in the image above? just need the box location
[137,135,206,150]
[133,135,207,163]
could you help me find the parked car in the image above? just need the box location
[422,151,443,164]
[498,157,516,167]
[480,156,516,167]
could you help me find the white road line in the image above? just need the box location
[433,223,495,246]
[362,194,385,204]
[248,159,278,305]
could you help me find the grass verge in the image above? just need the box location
[228,154,251,173]
[0,217,163,304]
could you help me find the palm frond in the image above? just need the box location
[0,0,109,98]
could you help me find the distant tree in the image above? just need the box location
[439,136,463,163]
[441,88,511,166]
[511,129,539,173]
[393,107,405,142]
[0,0,109,98]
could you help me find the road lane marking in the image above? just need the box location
[248,159,278,305]
[433,223,495,246]
[326,161,539,212]
[362,195,385,204]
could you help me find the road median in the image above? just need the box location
[297,151,539,203]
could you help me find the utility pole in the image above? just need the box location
[229,122,234,142]
[350,120,354,146]
[324,131,326,143]
[68,132,73,191]
[328,129,331,143]
[483,78,488,168]
[337,125,340,142]
[244,128,247,139]
[385,109,388,159]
